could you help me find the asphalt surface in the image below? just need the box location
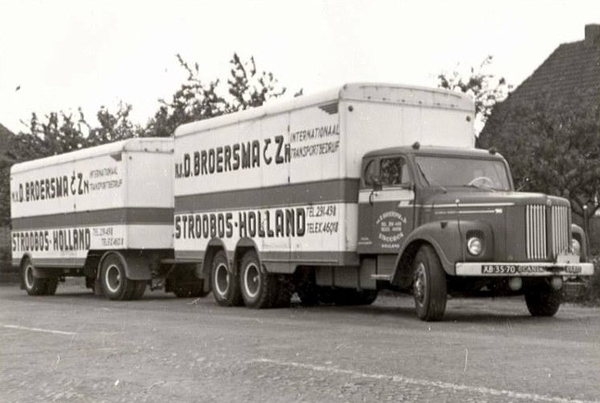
[1,282,599,403]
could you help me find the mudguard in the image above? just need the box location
[393,220,494,278]
[99,251,152,281]
[197,238,229,278]
[571,224,588,262]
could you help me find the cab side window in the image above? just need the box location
[380,157,409,186]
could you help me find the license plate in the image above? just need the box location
[482,265,547,274]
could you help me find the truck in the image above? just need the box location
[11,83,594,321]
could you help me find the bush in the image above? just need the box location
[564,256,600,304]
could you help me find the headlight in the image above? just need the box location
[467,237,483,256]
[572,239,581,256]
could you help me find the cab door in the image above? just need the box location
[357,155,415,255]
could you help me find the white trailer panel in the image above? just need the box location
[10,138,174,268]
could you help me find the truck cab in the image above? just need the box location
[358,143,593,320]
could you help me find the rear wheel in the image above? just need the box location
[22,258,57,296]
[172,269,209,298]
[413,245,447,321]
[240,250,278,309]
[211,251,243,307]
[525,283,561,317]
[44,278,59,296]
[101,254,135,301]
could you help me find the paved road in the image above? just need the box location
[0,282,599,403]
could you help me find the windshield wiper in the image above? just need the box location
[416,163,447,193]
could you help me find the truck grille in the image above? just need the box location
[526,205,570,260]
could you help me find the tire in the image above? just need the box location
[22,258,56,296]
[100,254,135,301]
[172,269,209,298]
[240,250,278,309]
[130,281,147,300]
[44,278,59,296]
[413,245,447,321]
[211,251,243,307]
[525,283,561,317]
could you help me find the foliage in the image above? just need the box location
[438,55,512,132]
[227,53,286,112]
[0,53,292,228]
[478,96,600,223]
[87,103,144,145]
[145,53,287,137]
[144,54,226,138]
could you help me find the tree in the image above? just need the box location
[0,53,293,228]
[478,96,600,228]
[145,53,289,137]
[438,55,511,133]
[227,53,286,112]
[86,103,143,146]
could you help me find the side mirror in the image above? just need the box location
[370,175,382,191]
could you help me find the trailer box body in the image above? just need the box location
[173,83,474,270]
[11,138,174,270]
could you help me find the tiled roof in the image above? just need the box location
[0,123,13,136]
[504,25,600,109]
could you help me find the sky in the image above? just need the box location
[0,0,597,134]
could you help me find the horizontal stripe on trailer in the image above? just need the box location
[12,257,86,268]
[12,208,174,230]
[175,178,360,213]
[175,250,359,267]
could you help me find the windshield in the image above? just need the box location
[415,155,512,191]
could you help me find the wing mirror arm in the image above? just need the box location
[371,176,382,192]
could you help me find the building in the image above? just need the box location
[501,24,600,110]
[479,23,600,253]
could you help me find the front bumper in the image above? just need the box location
[455,262,594,276]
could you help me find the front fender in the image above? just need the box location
[395,220,494,277]
[571,224,589,262]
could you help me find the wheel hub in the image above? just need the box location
[244,264,260,298]
[214,263,230,297]
[105,265,122,293]
[24,265,35,289]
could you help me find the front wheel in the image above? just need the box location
[413,245,447,321]
[525,283,561,317]
[22,258,57,296]
[100,254,135,301]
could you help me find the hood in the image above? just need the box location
[421,189,570,209]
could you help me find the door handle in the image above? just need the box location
[369,190,377,205]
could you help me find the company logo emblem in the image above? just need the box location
[376,211,407,244]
